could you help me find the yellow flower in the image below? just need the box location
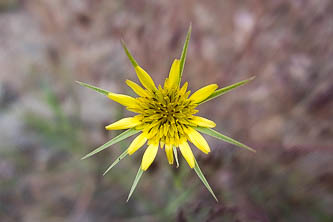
[77,25,255,201]
[106,63,218,170]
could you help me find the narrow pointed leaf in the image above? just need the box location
[194,159,218,202]
[178,24,192,86]
[81,128,139,160]
[127,167,144,202]
[103,149,129,176]
[195,127,256,152]
[198,76,255,104]
[173,146,179,168]
[76,81,110,96]
[121,40,138,68]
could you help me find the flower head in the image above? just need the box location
[77,25,255,201]
[107,61,219,169]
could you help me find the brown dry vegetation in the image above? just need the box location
[0,0,333,221]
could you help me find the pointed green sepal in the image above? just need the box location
[173,146,179,168]
[121,40,139,68]
[195,127,256,152]
[76,81,111,96]
[127,167,144,202]
[81,128,139,160]
[178,24,192,86]
[194,159,218,202]
[198,76,255,105]
[103,149,129,176]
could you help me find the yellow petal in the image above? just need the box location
[141,143,159,171]
[189,84,218,104]
[105,117,141,130]
[126,80,150,98]
[128,133,147,155]
[160,141,165,149]
[185,127,211,154]
[163,78,170,89]
[108,92,137,107]
[179,141,195,168]
[165,144,174,165]
[190,116,216,128]
[179,82,188,96]
[167,59,180,89]
[135,66,157,91]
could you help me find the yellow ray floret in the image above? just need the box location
[135,66,157,92]
[190,84,218,104]
[179,141,195,168]
[165,144,174,165]
[108,92,137,107]
[160,141,165,149]
[166,59,180,89]
[105,117,141,130]
[190,116,216,128]
[141,143,159,171]
[185,127,211,154]
[126,80,150,98]
[128,133,148,155]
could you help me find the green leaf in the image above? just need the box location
[195,127,256,152]
[127,167,144,202]
[178,24,192,86]
[121,40,138,68]
[81,128,139,160]
[194,159,218,202]
[103,149,129,176]
[76,81,110,96]
[173,146,179,168]
[198,76,255,104]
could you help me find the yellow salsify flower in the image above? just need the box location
[77,25,255,202]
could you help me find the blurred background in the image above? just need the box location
[1,0,333,221]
